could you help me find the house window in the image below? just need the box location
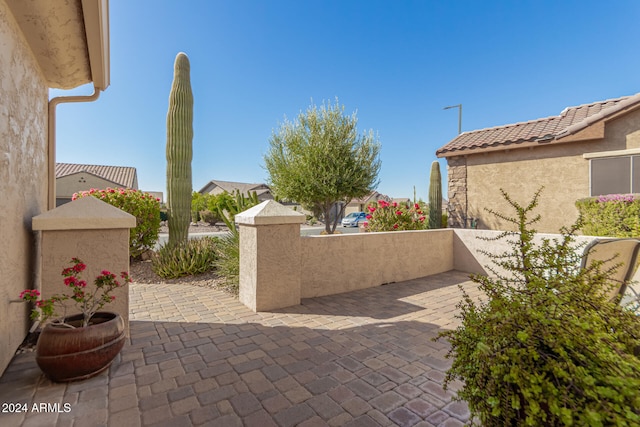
[590,155,640,196]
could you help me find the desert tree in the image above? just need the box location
[264,99,381,234]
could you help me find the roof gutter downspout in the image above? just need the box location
[47,86,100,210]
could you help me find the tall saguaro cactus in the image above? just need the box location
[429,161,442,229]
[166,52,193,245]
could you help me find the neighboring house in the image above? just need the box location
[55,163,138,206]
[0,0,109,375]
[345,191,391,214]
[436,93,640,232]
[199,179,274,202]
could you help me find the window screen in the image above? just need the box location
[591,157,631,196]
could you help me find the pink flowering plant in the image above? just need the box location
[20,258,131,328]
[73,188,161,258]
[363,200,428,232]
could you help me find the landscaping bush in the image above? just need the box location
[73,188,161,258]
[363,200,428,232]
[437,188,640,426]
[215,231,239,293]
[576,194,640,237]
[151,237,218,279]
[199,209,221,225]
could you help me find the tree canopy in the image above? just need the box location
[264,99,381,234]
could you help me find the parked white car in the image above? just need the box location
[341,212,367,227]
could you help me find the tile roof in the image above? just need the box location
[436,92,640,157]
[55,163,137,188]
[199,180,270,196]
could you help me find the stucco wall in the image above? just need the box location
[300,229,453,298]
[452,229,597,276]
[39,229,130,329]
[0,1,49,375]
[459,110,640,233]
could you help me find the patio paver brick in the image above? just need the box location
[0,271,476,426]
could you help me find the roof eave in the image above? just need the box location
[81,0,110,91]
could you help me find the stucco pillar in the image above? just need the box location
[32,197,136,332]
[236,200,306,312]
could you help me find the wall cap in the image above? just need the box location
[236,200,305,226]
[32,196,136,230]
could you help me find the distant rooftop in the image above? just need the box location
[55,163,137,189]
[437,92,640,157]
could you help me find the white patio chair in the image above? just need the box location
[580,238,640,308]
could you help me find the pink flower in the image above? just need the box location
[392,202,397,207]
[419,216,425,222]
[368,206,376,213]
[414,203,420,209]
[366,214,372,220]
[396,211,403,216]
[101,270,112,276]
[363,221,368,227]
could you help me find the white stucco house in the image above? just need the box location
[0,0,110,375]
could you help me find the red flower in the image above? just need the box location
[414,203,420,209]
[392,202,398,207]
[396,211,403,216]
[393,224,399,229]
[366,214,372,220]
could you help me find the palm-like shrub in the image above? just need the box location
[438,189,640,426]
[215,230,239,293]
[152,237,218,279]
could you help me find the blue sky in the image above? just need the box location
[54,0,640,202]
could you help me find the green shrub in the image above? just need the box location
[438,188,640,426]
[199,210,221,225]
[576,194,640,237]
[192,191,209,215]
[152,237,218,279]
[74,188,161,258]
[215,231,239,292]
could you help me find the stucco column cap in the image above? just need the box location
[235,200,305,226]
[32,196,136,230]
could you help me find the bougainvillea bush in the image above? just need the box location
[575,194,640,237]
[363,200,428,232]
[20,257,130,328]
[73,188,161,258]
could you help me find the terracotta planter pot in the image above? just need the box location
[36,312,125,382]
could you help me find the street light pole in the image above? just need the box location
[443,104,462,134]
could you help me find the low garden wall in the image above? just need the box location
[300,229,453,298]
[237,201,615,312]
